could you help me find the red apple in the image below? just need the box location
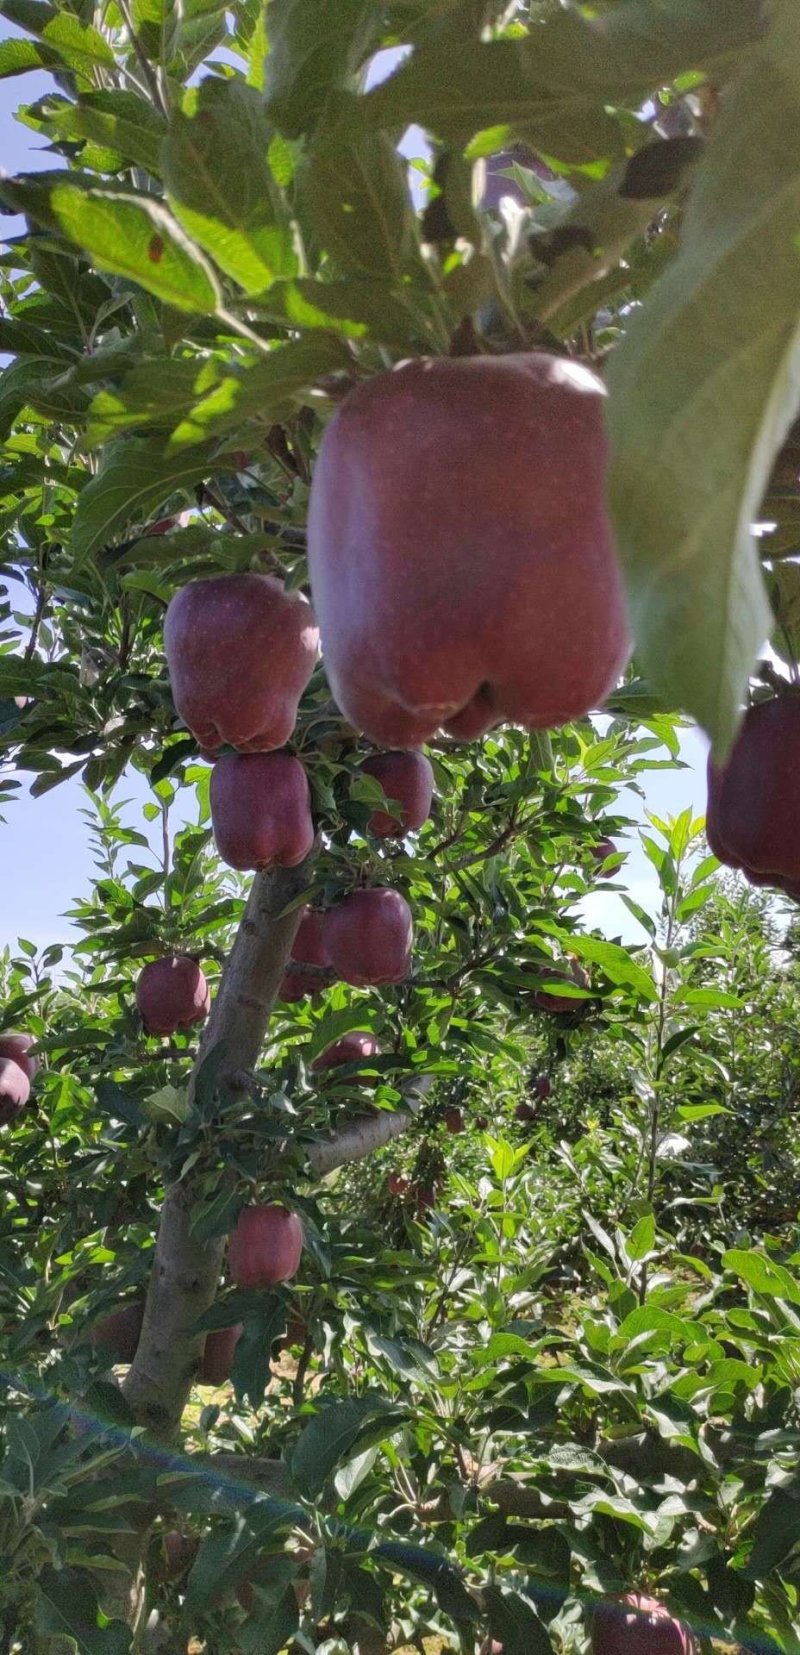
[199,1323,243,1385]
[592,837,618,875]
[292,909,329,966]
[388,1173,411,1197]
[591,1593,694,1654]
[279,964,324,1002]
[307,355,629,746]
[358,750,434,837]
[0,1032,39,1083]
[444,1106,464,1134]
[311,1031,381,1076]
[415,1182,441,1213]
[482,145,555,208]
[706,698,800,895]
[147,516,176,536]
[0,1057,30,1125]
[322,888,413,987]
[136,956,210,1037]
[532,1074,552,1100]
[283,1304,308,1349]
[229,1205,303,1289]
[210,752,314,871]
[164,572,318,753]
[91,1301,144,1363]
[516,1102,536,1123]
[163,1531,199,1576]
[533,960,590,1014]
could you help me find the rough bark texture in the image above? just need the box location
[123,858,312,1436]
[308,1075,432,1177]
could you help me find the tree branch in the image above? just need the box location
[308,1077,432,1178]
[123,857,314,1437]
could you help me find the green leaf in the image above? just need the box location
[0,175,219,314]
[724,1248,800,1306]
[290,1395,402,1499]
[30,90,166,176]
[0,33,60,76]
[627,1211,656,1261]
[162,78,298,294]
[298,130,424,282]
[264,0,379,138]
[563,935,657,1001]
[607,0,799,754]
[71,436,213,560]
[484,1585,554,1654]
[35,1567,132,1653]
[743,1485,800,1579]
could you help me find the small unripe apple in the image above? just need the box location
[0,1032,39,1083]
[308,354,629,746]
[210,752,314,871]
[0,1057,30,1124]
[199,1323,242,1385]
[322,888,413,987]
[591,1593,694,1654]
[91,1301,144,1363]
[163,1531,198,1576]
[136,956,210,1037]
[358,750,434,837]
[533,961,590,1015]
[164,572,318,753]
[311,1031,381,1076]
[532,1074,551,1101]
[229,1205,303,1289]
[706,697,800,894]
[444,1106,464,1134]
[516,1101,536,1123]
[292,908,329,966]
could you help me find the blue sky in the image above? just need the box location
[0,55,709,956]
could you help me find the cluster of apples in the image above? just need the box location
[0,1032,39,1124]
[93,1203,304,1383]
[706,696,800,900]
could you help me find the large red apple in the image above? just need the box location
[706,698,800,895]
[199,1323,242,1384]
[136,956,210,1037]
[307,355,629,746]
[91,1301,144,1363]
[0,1032,39,1083]
[210,752,314,871]
[0,1057,30,1125]
[164,572,318,752]
[322,888,413,987]
[591,1593,694,1654]
[444,1106,464,1134]
[311,1031,381,1075]
[358,750,434,837]
[229,1205,303,1289]
[292,908,329,966]
[533,960,590,1014]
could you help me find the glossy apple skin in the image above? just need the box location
[307,355,629,746]
[533,961,590,1014]
[311,1031,381,1074]
[0,1032,39,1083]
[706,699,800,896]
[199,1323,243,1384]
[322,888,413,987]
[136,957,210,1037]
[591,1594,694,1654]
[91,1301,144,1363]
[229,1206,303,1289]
[210,752,314,872]
[164,573,318,753]
[359,750,434,837]
[0,1058,30,1124]
[292,909,329,966]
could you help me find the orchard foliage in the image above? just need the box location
[1,0,800,1652]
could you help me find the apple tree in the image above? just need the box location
[2,0,800,1651]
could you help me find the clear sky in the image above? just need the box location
[0,52,710,958]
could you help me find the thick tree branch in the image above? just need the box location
[123,857,313,1437]
[308,1076,432,1178]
